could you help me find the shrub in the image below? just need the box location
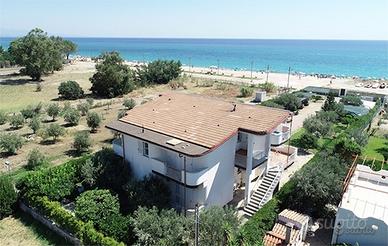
[303,116,331,137]
[0,176,18,219]
[58,80,84,99]
[198,206,240,246]
[28,116,41,134]
[259,82,277,93]
[340,95,363,106]
[295,131,319,150]
[44,123,65,142]
[316,110,339,123]
[131,206,191,246]
[0,111,7,125]
[90,52,135,98]
[26,149,46,170]
[117,110,127,119]
[30,196,124,246]
[273,93,301,111]
[239,86,253,97]
[90,148,130,191]
[322,92,337,111]
[239,198,279,245]
[9,114,24,129]
[46,103,61,121]
[136,59,182,86]
[86,111,102,132]
[281,155,346,218]
[63,108,80,126]
[20,106,36,119]
[124,175,170,212]
[73,131,92,153]
[77,102,90,116]
[123,98,136,110]
[75,190,120,223]
[17,156,88,200]
[0,133,24,154]
[333,134,362,159]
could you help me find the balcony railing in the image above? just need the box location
[235,149,267,169]
[151,157,210,186]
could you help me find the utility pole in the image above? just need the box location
[287,66,291,92]
[183,156,187,216]
[250,61,253,82]
[189,57,192,77]
[217,59,220,75]
[266,65,269,82]
[194,204,199,246]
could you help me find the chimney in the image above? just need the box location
[285,222,294,244]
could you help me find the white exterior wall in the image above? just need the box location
[121,134,237,209]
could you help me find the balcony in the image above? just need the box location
[235,149,267,170]
[271,125,290,146]
[112,138,123,157]
[151,157,211,186]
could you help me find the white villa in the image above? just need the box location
[107,93,295,216]
[332,158,388,245]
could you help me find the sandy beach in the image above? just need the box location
[60,59,388,96]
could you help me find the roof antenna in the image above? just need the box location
[231,104,236,112]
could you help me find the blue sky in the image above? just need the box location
[1,0,387,39]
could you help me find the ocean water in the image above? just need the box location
[1,37,387,78]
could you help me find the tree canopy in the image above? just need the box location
[8,28,72,80]
[90,52,134,98]
[136,60,182,86]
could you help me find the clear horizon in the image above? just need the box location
[1,0,387,40]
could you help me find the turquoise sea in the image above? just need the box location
[1,38,387,78]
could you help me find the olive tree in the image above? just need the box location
[46,103,61,121]
[86,111,101,132]
[90,52,135,98]
[8,28,65,80]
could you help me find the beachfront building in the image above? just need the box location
[331,159,388,245]
[263,209,310,246]
[107,93,294,216]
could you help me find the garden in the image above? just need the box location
[232,93,384,245]
[1,148,241,246]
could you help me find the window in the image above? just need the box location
[142,142,149,157]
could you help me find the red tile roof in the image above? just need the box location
[119,93,290,149]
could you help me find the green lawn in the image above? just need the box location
[0,211,65,246]
[362,136,388,160]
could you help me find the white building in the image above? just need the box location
[331,162,388,245]
[107,93,294,216]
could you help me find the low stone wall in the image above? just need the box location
[19,201,81,246]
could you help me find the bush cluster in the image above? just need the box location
[58,80,84,100]
[0,176,18,219]
[239,86,254,97]
[31,196,124,246]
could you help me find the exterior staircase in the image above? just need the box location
[244,166,282,217]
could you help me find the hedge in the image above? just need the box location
[30,196,124,246]
[239,198,279,245]
[17,156,90,200]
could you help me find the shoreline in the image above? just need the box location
[71,55,387,81]
[65,58,388,95]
